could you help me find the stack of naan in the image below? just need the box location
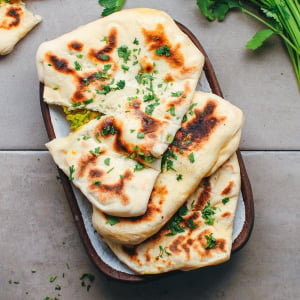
[37,8,244,275]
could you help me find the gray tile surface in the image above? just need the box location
[1,0,299,299]
[0,151,299,299]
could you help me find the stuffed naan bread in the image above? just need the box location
[0,0,41,55]
[46,115,160,217]
[92,91,244,244]
[36,8,204,158]
[105,153,240,274]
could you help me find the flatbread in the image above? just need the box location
[36,8,204,157]
[0,0,41,55]
[46,115,160,217]
[105,153,240,274]
[92,91,244,244]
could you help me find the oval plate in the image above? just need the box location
[40,21,254,282]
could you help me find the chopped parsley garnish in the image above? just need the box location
[155,45,171,57]
[188,219,198,230]
[161,149,177,172]
[104,157,110,166]
[55,284,61,291]
[101,36,108,44]
[49,276,57,283]
[188,103,198,115]
[101,124,116,136]
[31,269,36,273]
[176,174,183,181]
[82,136,90,140]
[145,103,159,116]
[100,52,109,61]
[201,201,216,225]
[76,54,83,58]
[74,61,81,71]
[118,45,131,63]
[222,197,230,205]
[205,233,218,249]
[133,37,139,45]
[103,64,111,74]
[96,84,111,95]
[182,115,188,123]
[156,245,172,260]
[120,174,123,179]
[121,64,129,72]
[107,167,114,174]
[83,98,93,105]
[179,149,184,154]
[53,87,58,90]
[130,129,135,133]
[83,77,90,86]
[105,214,119,226]
[134,162,144,172]
[89,147,103,156]
[137,132,145,139]
[116,80,125,89]
[188,152,195,163]
[171,91,184,97]
[69,165,75,180]
[166,204,188,236]
[168,105,176,116]
[94,180,101,187]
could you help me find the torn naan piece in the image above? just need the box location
[105,153,240,274]
[36,8,204,157]
[0,0,41,55]
[92,91,244,244]
[46,116,160,217]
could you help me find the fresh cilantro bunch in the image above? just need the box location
[197,0,300,88]
[98,0,125,17]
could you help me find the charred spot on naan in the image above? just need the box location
[193,177,212,211]
[89,169,133,206]
[0,6,22,29]
[221,180,234,195]
[121,245,142,266]
[221,212,232,218]
[46,53,74,74]
[172,100,226,153]
[139,56,155,74]
[88,27,117,62]
[68,41,84,51]
[142,24,184,69]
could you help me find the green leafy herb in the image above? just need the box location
[105,214,119,226]
[222,197,230,205]
[188,152,195,163]
[145,102,159,116]
[188,219,198,230]
[104,157,110,166]
[118,45,131,63]
[134,162,144,172]
[171,91,184,97]
[101,124,116,136]
[205,232,218,249]
[55,284,61,291]
[74,61,81,71]
[196,0,300,88]
[161,149,177,172]
[98,0,125,17]
[182,115,188,123]
[133,37,139,45]
[116,80,125,89]
[94,180,101,187]
[101,36,108,44]
[201,200,216,225]
[176,174,183,181]
[156,245,172,260]
[188,103,198,115]
[107,167,114,173]
[76,54,83,58]
[155,45,171,57]
[49,276,57,283]
[166,204,188,236]
[83,77,90,86]
[53,87,58,90]
[168,105,176,116]
[69,165,75,180]
[83,98,93,105]
[31,269,36,273]
[137,132,145,139]
[83,135,90,140]
[121,64,129,72]
[89,147,103,156]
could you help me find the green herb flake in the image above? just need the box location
[104,157,110,166]
[134,162,144,172]
[182,115,188,123]
[101,36,108,44]
[31,268,36,273]
[82,136,90,140]
[222,197,230,205]
[188,152,195,163]
[155,45,171,57]
[83,98,93,105]
[201,200,216,225]
[176,174,183,181]
[83,77,90,86]
[53,87,58,90]
[156,245,172,260]
[107,167,114,174]
[99,0,125,17]
[133,37,139,45]
[69,165,75,181]
[74,61,81,71]
[188,103,198,115]
[137,132,145,139]
[116,80,125,89]
[205,232,218,249]
[166,204,188,236]
[130,129,135,133]
[171,91,184,97]
[94,180,101,187]
[168,105,176,116]
[118,45,131,63]
[55,284,61,291]
[105,214,119,226]
[49,276,57,283]
[89,147,103,156]
[188,219,198,230]
[76,54,83,59]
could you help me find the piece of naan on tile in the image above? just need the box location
[46,116,160,217]
[0,0,41,55]
[92,91,244,244]
[36,8,204,157]
[105,153,240,274]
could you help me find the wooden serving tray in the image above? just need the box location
[40,21,254,282]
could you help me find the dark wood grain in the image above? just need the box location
[40,21,254,282]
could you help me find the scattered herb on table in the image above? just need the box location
[98,0,125,17]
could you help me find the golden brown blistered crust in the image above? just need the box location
[222,180,234,195]
[193,177,212,211]
[142,24,184,69]
[0,6,23,30]
[68,41,84,51]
